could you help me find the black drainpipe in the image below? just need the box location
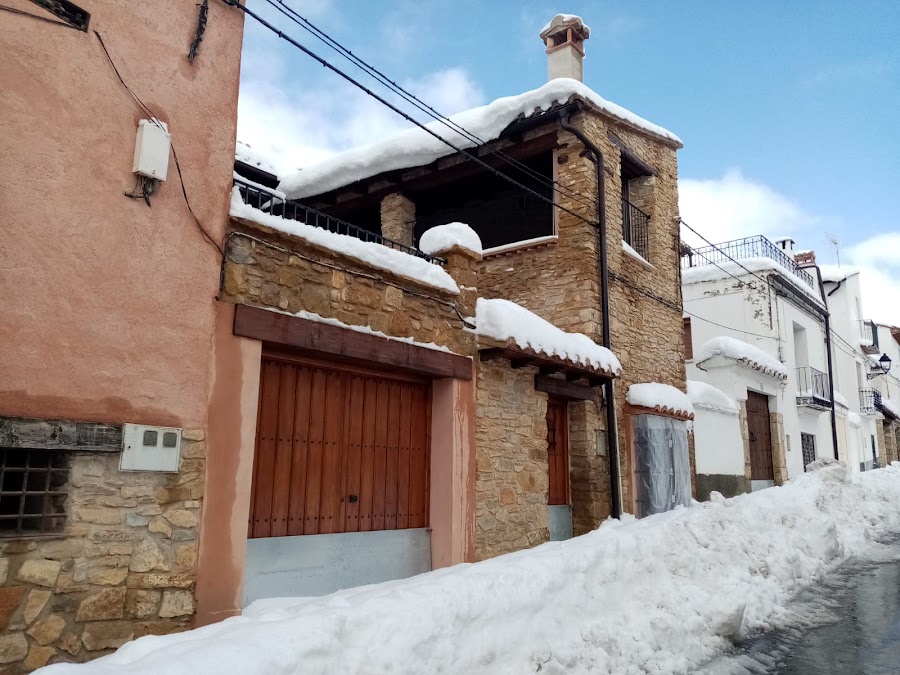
[809,264,840,460]
[559,108,621,519]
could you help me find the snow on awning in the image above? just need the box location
[695,336,788,380]
[687,380,738,415]
[278,78,681,200]
[627,383,694,419]
[474,298,621,379]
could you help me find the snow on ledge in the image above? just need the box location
[475,298,622,376]
[622,240,653,268]
[482,235,558,257]
[229,188,459,294]
[627,382,694,418]
[419,222,482,257]
[687,380,739,415]
[695,336,788,380]
[278,78,680,200]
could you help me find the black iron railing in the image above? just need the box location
[680,235,814,288]
[860,387,881,415]
[622,199,650,260]
[858,320,879,353]
[795,367,831,408]
[232,177,445,265]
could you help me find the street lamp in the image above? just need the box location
[867,353,892,380]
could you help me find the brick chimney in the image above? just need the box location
[540,15,590,82]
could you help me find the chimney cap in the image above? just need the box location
[540,14,591,41]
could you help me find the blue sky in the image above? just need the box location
[237,0,900,321]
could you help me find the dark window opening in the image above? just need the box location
[413,152,555,251]
[621,154,652,260]
[683,318,693,360]
[800,433,816,471]
[0,448,69,537]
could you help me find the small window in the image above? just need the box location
[683,318,693,360]
[0,448,69,537]
[800,433,816,471]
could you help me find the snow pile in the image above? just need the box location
[235,140,279,177]
[229,188,459,294]
[45,464,900,675]
[882,397,900,419]
[474,298,622,375]
[818,264,859,283]
[681,257,824,307]
[695,336,789,379]
[627,382,694,417]
[687,380,739,415]
[418,222,483,257]
[279,78,680,199]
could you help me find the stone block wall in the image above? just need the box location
[0,434,204,671]
[223,223,473,356]
[880,421,897,465]
[474,361,549,560]
[568,398,610,535]
[771,412,789,484]
[876,420,888,469]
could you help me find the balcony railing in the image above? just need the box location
[680,235,814,288]
[622,198,650,260]
[232,177,446,265]
[796,367,831,411]
[860,387,882,415]
[858,320,879,354]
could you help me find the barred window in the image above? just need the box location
[0,448,69,537]
[800,433,816,471]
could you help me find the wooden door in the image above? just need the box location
[250,354,431,538]
[746,391,774,480]
[546,397,569,506]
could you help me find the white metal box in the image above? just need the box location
[132,119,170,181]
[120,423,181,473]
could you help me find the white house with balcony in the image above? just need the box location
[681,235,840,498]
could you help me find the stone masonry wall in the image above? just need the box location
[0,434,204,671]
[223,222,473,356]
[474,361,549,560]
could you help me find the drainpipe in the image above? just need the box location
[559,108,622,519]
[809,265,840,460]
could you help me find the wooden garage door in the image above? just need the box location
[249,354,431,538]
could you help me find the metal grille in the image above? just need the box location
[680,235,814,288]
[800,433,816,471]
[233,177,446,265]
[0,448,69,537]
[860,388,880,415]
[622,198,650,260]
[795,366,831,409]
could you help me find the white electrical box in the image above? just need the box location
[132,119,171,181]
[121,423,182,473]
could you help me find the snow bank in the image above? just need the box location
[229,188,459,294]
[474,298,622,375]
[45,465,900,675]
[627,382,694,417]
[279,78,680,199]
[695,335,788,379]
[687,380,739,415]
[418,222,483,257]
[681,256,824,307]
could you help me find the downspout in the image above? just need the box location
[559,108,622,518]
[810,265,840,460]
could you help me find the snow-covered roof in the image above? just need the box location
[627,383,694,418]
[419,222,483,257]
[687,380,739,415]
[235,140,279,177]
[882,398,900,419]
[682,257,824,307]
[229,188,459,294]
[474,298,621,377]
[278,78,681,200]
[818,264,859,284]
[695,336,788,380]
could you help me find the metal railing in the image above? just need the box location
[795,367,831,407]
[232,177,445,265]
[622,198,650,260]
[858,320,879,353]
[860,387,881,415]
[680,235,814,288]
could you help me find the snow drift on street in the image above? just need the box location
[43,463,900,675]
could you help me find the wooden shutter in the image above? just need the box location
[546,397,569,506]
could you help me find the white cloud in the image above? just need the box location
[678,169,815,247]
[679,170,900,327]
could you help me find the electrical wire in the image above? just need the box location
[94,31,224,256]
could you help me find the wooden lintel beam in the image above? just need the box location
[0,417,122,452]
[534,375,596,401]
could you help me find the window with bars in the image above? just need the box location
[0,448,69,537]
[800,433,816,471]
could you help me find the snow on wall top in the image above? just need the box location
[882,398,900,419]
[474,298,622,376]
[228,188,459,294]
[278,78,681,200]
[687,380,739,415]
[235,141,279,177]
[627,382,694,418]
[540,14,591,37]
[682,256,825,307]
[695,336,788,380]
[419,223,483,257]
[818,264,859,284]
